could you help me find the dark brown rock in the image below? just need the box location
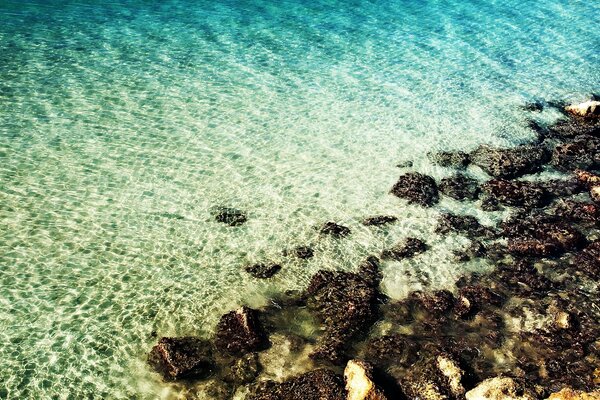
[390,173,439,207]
[215,207,247,226]
[428,151,470,168]
[320,222,351,238]
[470,145,550,178]
[551,135,600,171]
[435,213,495,239]
[381,237,427,261]
[148,337,214,381]
[481,179,550,208]
[245,263,282,279]
[439,173,480,200]
[362,215,398,226]
[247,369,346,400]
[214,307,267,355]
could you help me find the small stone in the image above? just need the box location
[294,246,314,259]
[320,222,351,238]
[245,263,282,279]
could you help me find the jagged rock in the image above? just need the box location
[481,179,549,208]
[247,369,346,400]
[214,207,247,226]
[362,215,398,226]
[148,337,214,381]
[320,222,351,238]
[546,388,600,399]
[381,238,427,261]
[523,101,545,112]
[344,360,387,400]
[452,240,487,262]
[565,101,600,119]
[305,268,380,364]
[214,307,267,355]
[435,213,495,238]
[439,174,480,200]
[428,151,470,168]
[466,377,536,400]
[470,145,550,179]
[436,355,465,398]
[552,135,600,171]
[573,240,600,278]
[536,178,585,198]
[390,173,439,207]
[411,290,455,317]
[245,263,282,279]
[398,359,451,400]
[223,352,261,385]
[546,116,600,138]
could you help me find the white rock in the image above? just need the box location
[465,377,536,400]
[436,355,465,397]
[565,100,600,118]
[546,387,600,400]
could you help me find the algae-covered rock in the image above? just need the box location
[245,263,282,279]
[214,207,248,226]
[470,145,549,179]
[344,360,387,400]
[362,215,398,226]
[247,369,346,400]
[481,179,549,208]
[390,173,439,207]
[428,151,470,168]
[214,307,267,355]
[439,173,480,200]
[436,355,465,398]
[148,336,214,381]
[465,377,536,400]
[381,237,427,261]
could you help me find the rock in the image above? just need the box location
[551,135,600,171]
[344,360,387,400]
[293,246,314,259]
[553,200,600,224]
[320,222,351,238]
[362,215,398,226]
[148,337,214,381]
[381,237,427,261]
[546,388,600,400]
[546,114,600,139]
[575,169,600,187]
[411,290,455,317]
[436,355,465,398]
[591,187,600,203]
[396,160,414,168]
[565,100,600,119]
[523,101,545,112]
[470,145,550,179]
[435,213,494,238]
[573,240,600,278]
[245,263,282,279]
[496,260,555,296]
[536,178,585,198]
[247,369,346,400]
[481,179,550,208]
[390,173,439,207]
[465,377,536,400]
[305,269,380,364]
[439,174,480,200]
[428,151,470,168]
[454,285,504,318]
[214,307,267,355]
[357,256,383,288]
[214,207,247,226]
[223,352,261,385]
[398,360,451,400]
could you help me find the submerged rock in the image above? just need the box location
[320,222,351,238]
[470,145,550,179]
[362,215,398,226]
[223,352,261,385]
[553,200,600,224]
[344,360,387,400]
[551,135,600,171]
[465,377,536,400]
[573,240,600,278]
[293,246,314,259]
[148,337,213,381]
[481,179,549,208]
[247,369,346,400]
[381,237,427,261]
[214,207,248,226]
[439,173,480,200]
[214,307,267,355]
[428,151,470,168]
[245,263,282,279]
[435,213,494,238]
[363,334,419,368]
[565,100,600,119]
[390,173,439,207]
[454,285,504,318]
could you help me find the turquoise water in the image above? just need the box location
[0,0,599,398]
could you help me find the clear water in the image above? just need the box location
[0,0,598,398]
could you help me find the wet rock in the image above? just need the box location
[470,145,550,179]
[293,246,314,259]
[362,215,398,226]
[465,377,536,400]
[546,387,600,399]
[553,200,600,224]
[551,135,600,171]
[435,213,495,238]
[304,268,379,365]
[496,260,555,296]
[396,160,414,168]
[523,101,545,112]
[452,240,487,262]
[247,369,346,400]
[214,307,267,355]
[428,151,470,168]
[214,207,247,226]
[565,100,600,119]
[436,355,465,398]
[320,222,351,238]
[481,179,550,208]
[536,178,585,198]
[411,290,455,317]
[148,337,214,381]
[357,256,383,288]
[575,169,600,187]
[223,352,261,385]
[439,173,481,200]
[363,334,419,368]
[547,117,600,139]
[454,285,504,318]
[245,263,282,279]
[344,360,387,400]
[390,173,439,207]
[572,240,600,278]
[381,237,427,261]
[397,359,451,400]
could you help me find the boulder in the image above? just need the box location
[470,145,550,179]
[381,237,427,261]
[481,179,549,208]
[565,100,600,119]
[465,377,536,400]
[362,215,398,226]
[546,116,600,139]
[148,336,214,381]
[245,263,282,279]
[214,207,247,226]
[214,307,267,355]
[344,360,387,400]
[546,388,600,400]
[390,173,439,207]
[454,285,504,318]
[439,174,480,200]
[428,151,470,168]
[320,222,351,238]
[247,369,346,400]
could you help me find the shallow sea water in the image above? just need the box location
[0,0,599,398]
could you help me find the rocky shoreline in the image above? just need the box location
[148,97,600,399]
